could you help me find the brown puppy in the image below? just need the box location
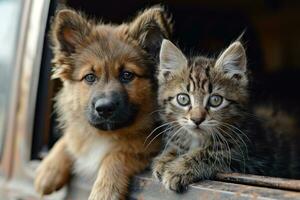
[34,7,172,200]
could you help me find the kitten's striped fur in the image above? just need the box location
[152,39,300,192]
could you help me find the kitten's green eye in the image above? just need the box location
[177,93,190,106]
[209,95,223,107]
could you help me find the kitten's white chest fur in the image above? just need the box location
[73,136,113,181]
[189,134,207,150]
[190,139,200,149]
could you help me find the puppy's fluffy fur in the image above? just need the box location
[34,7,172,200]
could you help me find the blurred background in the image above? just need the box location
[0,0,299,199]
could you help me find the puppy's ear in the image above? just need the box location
[51,9,92,54]
[159,39,187,82]
[215,41,247,81]
[128,6,173,58]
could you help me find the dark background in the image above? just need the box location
[67,0,300,106]
[32,0,300,159]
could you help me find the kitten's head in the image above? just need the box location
[158,39,248,136]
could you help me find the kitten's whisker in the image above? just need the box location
[213,130,222,168]
[208,129,220,169]
[218,123,249,162]
[221,122,251,143]
[240,110,263,122]
[145,122,182,149]
[144,120,179,145]
[144,130,167,150]
[148,109,166,116]
[219,124,249,171]
[162,126,185,153]
[214,127,232,169]
[218,125,246,157]
[218,130,244,170]
[217,125,247,172]
[214,131,227,168]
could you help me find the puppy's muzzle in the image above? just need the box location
[94,97,119,119]
[87,91,138,131]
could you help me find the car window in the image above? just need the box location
[0,0,22,157]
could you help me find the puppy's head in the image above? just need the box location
[51,7,172,131]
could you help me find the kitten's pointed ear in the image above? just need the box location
[128,6,173,58]
[51,9,92,54]
[159,39,187,81]
[215,41,247,79]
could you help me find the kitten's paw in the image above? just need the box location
[34,158,70,195]
[162,169,189,193]
[152,159,166,181]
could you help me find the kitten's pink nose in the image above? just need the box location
[191,117,205,126]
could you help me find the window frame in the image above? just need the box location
[130,172,300,200]
[0,0,66,199]
[0,0,28,179]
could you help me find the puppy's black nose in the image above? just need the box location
[95,99,117,118]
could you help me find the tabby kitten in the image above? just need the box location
[152,39,300,192]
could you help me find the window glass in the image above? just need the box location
[0,0,22,157]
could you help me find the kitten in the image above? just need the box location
[152,39,300,192]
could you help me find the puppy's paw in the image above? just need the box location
[88,191,102,200]
[34,158,70,195]
[88,188,121,200]
[161,168,190,193]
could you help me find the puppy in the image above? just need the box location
[34,6,172,200]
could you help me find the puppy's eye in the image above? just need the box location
[120,71,135,83]
[177,93,190,106]
[209,95,223,107]
[84,74,97,84]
